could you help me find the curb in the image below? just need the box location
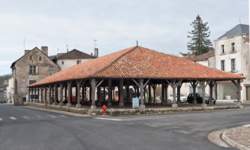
[25,102,242,116]
[222,129,250,150]
[25,106,91,118]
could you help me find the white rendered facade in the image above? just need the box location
[215,35,250,102]
[57,59,91,70]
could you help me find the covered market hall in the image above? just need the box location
[29,46,244,110]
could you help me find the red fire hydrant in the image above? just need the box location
[101,105,107,115]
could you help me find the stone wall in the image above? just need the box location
[12,47,60,105]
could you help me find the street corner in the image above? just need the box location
[208,124,250,150]
[222,124,250,150]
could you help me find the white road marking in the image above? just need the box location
[35,115,42,119]
[59,115,66,118]
[9,116,17,120]
[48,115,57,119]
[242,124,250,127]
[95,117,122,121]
[0,118,2,121]
[22,116,30,120]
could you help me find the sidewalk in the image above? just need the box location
[222,125,250,150]
[25,102,242,116]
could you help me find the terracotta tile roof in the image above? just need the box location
[32,46,244,86]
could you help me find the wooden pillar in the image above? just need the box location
[108,79,112,107]
[152,85,156,104]
[171,82,177,107]
[126,83,130,105]
[64,84,67,103]
[90,79,97,109]
[177,82,182,104]
[53,85,58,104]
[139,79,145,109]
[76,81,81,108]
[82,86,86,103]
[200,81,207,106]
[67,82,72,107]
[209,81,214,101]
[165,83,169,104]
[44,87,47,105]
[236,80,241,103]
[48,86,51,104]
[119,79,124,107]
[148,84,152,104]
[161,82,165,104]
[191,81,198,104]
[59,84,64,106]
[214,82,218,100]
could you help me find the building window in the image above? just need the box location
[221,45,225,54]
[231,42,235,52]
[61,61,64,65]
[29,65,38,75]
[231,58,236,72]
[39,56,42,61]
[77,60,81,64]
[29,55,33,61]
[221,60,225,71]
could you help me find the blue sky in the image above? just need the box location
[0,0,248,75]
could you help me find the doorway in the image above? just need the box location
[246,86,250,101]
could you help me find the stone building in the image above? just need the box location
[11,46,60,105]
[214,24,249,102]
[183,24,249,103]
[0,75,11,103]
[51,49,97,70]
[10,46,98,105]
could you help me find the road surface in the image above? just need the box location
[0,104,249,150]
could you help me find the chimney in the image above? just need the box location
[94,48,99,57]
[41,46,48,56]
[24,50,30,54]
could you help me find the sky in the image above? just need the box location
[0,0,249,75]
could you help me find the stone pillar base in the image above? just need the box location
[201,103,207,108]
[119,103,124,107]
[139,105,145,111]
[66,103,72,107]
[172,103,178,108]
[76,104,82,108]
[59,102,64,106]
[90,105,96,110]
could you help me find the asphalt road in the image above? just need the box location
[0,104,249,150]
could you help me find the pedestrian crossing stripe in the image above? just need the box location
[22,116,30,120]
[9,116,17,120]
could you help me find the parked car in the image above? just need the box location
[168,94,187,103]
[187,93,203,104]
[204,96,216,105]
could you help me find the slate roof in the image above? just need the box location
[31,46,244,86]
[56,49,96,60]
[218,24,249,40]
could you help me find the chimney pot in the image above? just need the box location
[41,46,48,56]
[94,48,99,57]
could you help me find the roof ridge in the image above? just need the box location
[91,46,138,78]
